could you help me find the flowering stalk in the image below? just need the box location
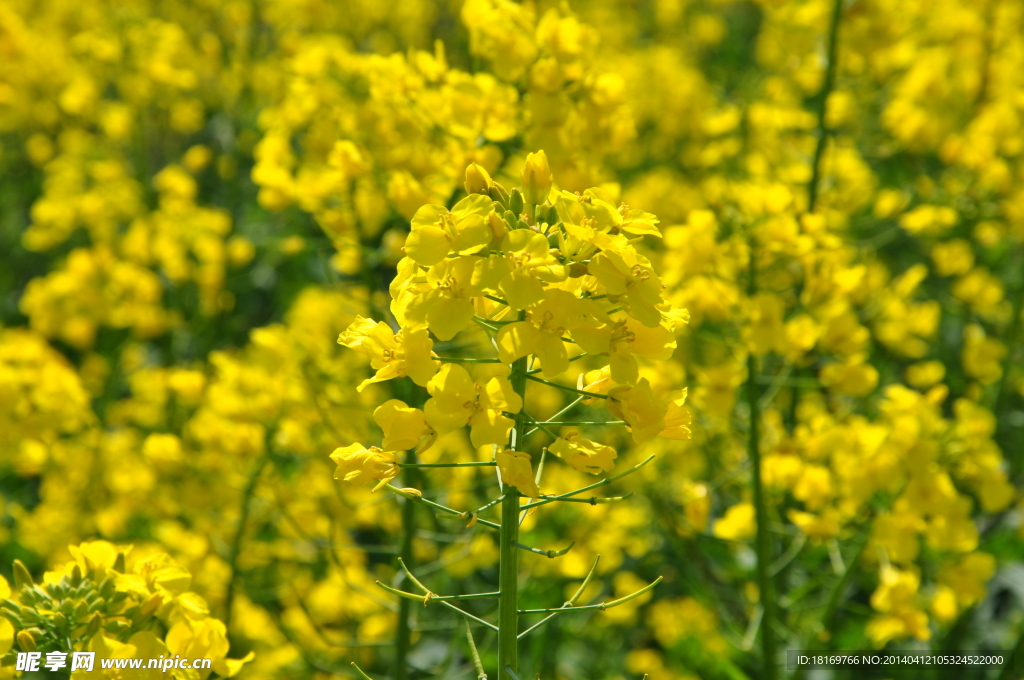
[747,248,777,680]
[333,153,689,676]
[500,323,529,680]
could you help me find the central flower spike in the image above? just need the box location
[333,154,690,680]
[336,152,689,490]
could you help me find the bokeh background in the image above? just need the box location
[2,0,1024,678]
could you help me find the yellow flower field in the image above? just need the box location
[1,1,1022,679]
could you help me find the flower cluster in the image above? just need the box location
[0,541,251,679]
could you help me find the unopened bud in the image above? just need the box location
[13,560,33,589]
[84,613,102,638]
[488,212,507,242]
[17,629,38,653]
[488,181,509,207]
[508,189,525,217]
[567,262,588,278]
[521,150,552,205]
[464,163,492,194]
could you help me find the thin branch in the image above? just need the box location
[526,374,608,399]
[514,540,574,559]
[399,461,497,468]
[518,556,602,639]
[520,455,655,510]
[526,395,585,436]
[518,576,662,614]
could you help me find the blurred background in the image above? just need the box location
[1,0,1024,678]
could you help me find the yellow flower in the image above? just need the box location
[165,618,253,679]
[497,290,579,377]
[548,433,617,474]
[787,509,840,540]
[404,194,495,266]
[606,378,666,443]
[572,313,676,384]
[867,566,931,646]
[658,390,692,440]
[937,552,996,610]
[906,360,945,389]
[423,364,521,447]
[820,354,879,397]
[404,256,482,340]
[338,316,437,390]
[497,449,539,497]
[330,443,399,490]
[712,502,755,541]
[588,249,665,328]
[373,400,436,453]
[962,324,1006,385]
[931,239,974,276]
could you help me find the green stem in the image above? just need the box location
[395,450,418,680]
[224,454,268,630]
[807,0,844,213]
[747,251,777,680]
[500,315,529,680]
[466,620,488,680]
[791,527,870,680]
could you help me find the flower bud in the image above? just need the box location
[17,629,38,653]
[13,560,33,589]
[521,150,552,205]
[464,163,492,194]
[488,211,507,242]
[508,188,525,217]
[488,181,509,207]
